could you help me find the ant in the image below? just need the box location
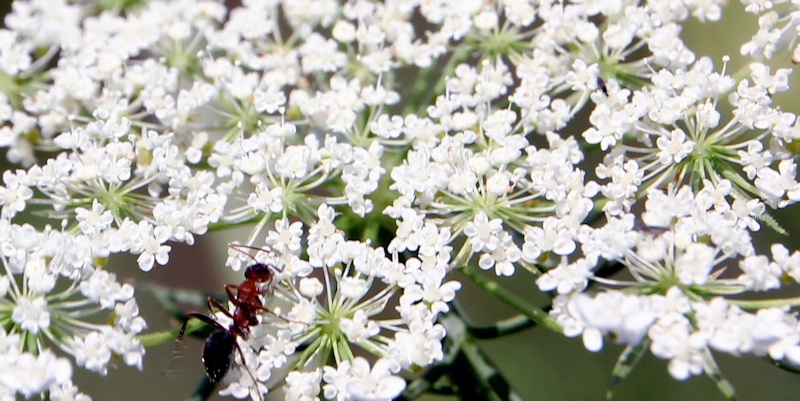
[172,243,283,398]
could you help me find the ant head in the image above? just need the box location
[244,263,277,283]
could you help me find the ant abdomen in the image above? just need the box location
[203,330,235,382]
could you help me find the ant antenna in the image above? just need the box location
[227,243,277,264]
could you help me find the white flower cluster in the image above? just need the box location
[0,223,146,399]
[553,288,800,380]
[740,0,800,60]
[217,205,459,400]
[0,0,799,398]
[546,183,800,379]
[0,347,73,400]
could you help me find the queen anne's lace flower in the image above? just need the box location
[546,183,800,380]
[215,205,459,400]
[0,224,146,398]
[0,349,73,398]
[3,0,800,398]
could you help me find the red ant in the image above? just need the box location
[173,243,283,398]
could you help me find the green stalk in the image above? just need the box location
[137,318,206,347]
[206,214,262,231]
[727,296,800,309]
[458,265,562,333]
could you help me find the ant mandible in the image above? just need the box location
[173,243,283,396]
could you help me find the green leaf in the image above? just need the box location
[607,339,650,400]
[756,211,788,236]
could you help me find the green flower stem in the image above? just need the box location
[420,45,471,115]
[607,340,649,400]
[592,198,609,214]
[452,298,539,339]
[246,212,272,246]
[702,348,740,401]
[361,219,380,244]
[336,333,355,362]
[405,45,471,116]
[23,331,37,354]
[137,318,207,347]
[440,313,524,401]
[721,168,760,196]
[207,214,262,232]
[727,296,800,309]
[767,356,800,374]
[356,339,385,356]
[185,376,216,401]
[458,265,562,333]
[297,334,325,366]
[466,314,537,339]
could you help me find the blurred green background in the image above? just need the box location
[2,0,800,399]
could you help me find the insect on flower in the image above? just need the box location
[597,77,609,96]
[172,243,284,399]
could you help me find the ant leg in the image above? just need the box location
[208,296,236,318]
[232,339,264,401]
[167,313,227,375]
[224,284,244,306]
[177,312,226,341]
[248,304,308,325]
[223,285,302,326]
[250,305,278,317]
[221,284,274,309]
[223,284,282,322]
